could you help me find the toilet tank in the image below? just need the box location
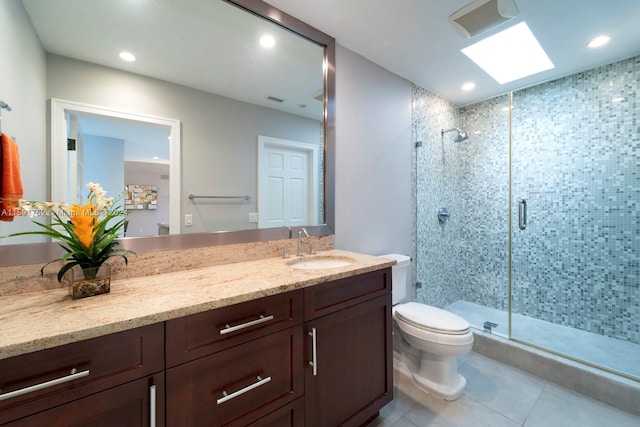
[380,254,411,305]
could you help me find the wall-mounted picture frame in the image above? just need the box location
[125,184,158,210]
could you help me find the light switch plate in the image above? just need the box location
[185,213,193,226]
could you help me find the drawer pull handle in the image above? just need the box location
[309,327,318,376]
[150,384,157,427]
[220,314,274,335]
[0,368,90,402]
[217,375,272,404]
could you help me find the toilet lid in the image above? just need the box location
[395,302,470,335]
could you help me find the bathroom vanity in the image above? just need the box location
[0,250,393,426]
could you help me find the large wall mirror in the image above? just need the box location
[0,0,335,266]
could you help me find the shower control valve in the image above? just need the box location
[438,208,450,224]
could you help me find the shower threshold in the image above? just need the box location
[445,300,640,380]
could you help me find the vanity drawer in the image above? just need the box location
[246,397,304,427]
[166,325,303,426]
[4,373,164,427]
[304,268,391,320]
[0,323,164,425]
[166,289,303,367]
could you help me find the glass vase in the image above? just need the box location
[68,265,111,299]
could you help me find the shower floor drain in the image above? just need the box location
[483,321,499,333]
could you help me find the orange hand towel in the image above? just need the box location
[0,132,24,221]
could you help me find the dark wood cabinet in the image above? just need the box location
[166,290,303,367]
[246,398,304,427]
[4,374,164,427]
[0,323,164,425]
[0,268,392,426]
[166,326,303,427]
[304,269,393,427]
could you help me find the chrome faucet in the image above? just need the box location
[297,228,310,256]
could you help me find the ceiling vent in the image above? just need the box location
[449,0,519,38]
[267,96,284,103]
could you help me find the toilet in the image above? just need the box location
[381,254,474,401]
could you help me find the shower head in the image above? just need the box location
[441,127,469,143]
[454,131,469,142]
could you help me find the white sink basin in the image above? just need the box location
[287,256,355,270]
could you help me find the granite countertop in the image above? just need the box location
[0,249,394,360]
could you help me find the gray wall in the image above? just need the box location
[334,45,413,258]
[46,54,322,234]
[0,0,47,243]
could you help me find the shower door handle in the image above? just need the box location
[518,199,527,230]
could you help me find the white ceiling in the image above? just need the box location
[265,0,640,106]
[21,0,324,120]
[21,0,640,110]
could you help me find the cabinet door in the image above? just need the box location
[167,325,303,427]
[5,374,164,427]
[305,294,393,427]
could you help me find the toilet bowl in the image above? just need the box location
[393,302,473,400]
[380,254,474,401]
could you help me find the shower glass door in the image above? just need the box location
[510,58,640,380]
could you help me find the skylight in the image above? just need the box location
[461,22,554,85]
[260,35,275,48]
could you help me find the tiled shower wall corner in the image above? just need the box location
[413,55,639,344]
[412,86,465,309]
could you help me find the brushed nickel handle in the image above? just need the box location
[308,327,318,376]
[0,368,90,402]
[220,314,274,335]
[149,384,157,427]
[518,199,527,230]
[216,376,272,404]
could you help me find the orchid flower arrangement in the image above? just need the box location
[5,182,132,282]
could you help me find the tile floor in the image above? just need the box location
[368,353,640,427]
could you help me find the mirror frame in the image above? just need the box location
[0,0,335,267]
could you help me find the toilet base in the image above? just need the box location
[412,370,467,401]
[411,351,468,401]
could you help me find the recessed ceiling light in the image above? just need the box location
[612,97,624,103]
[588,35,610,48]
[152,156,160,160]
[260,35,275,48]
[119,51,136,62]
[462,82,476,91]
[461,22,554,85]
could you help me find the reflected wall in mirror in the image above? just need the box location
[50,99,180,238]
[0,0,335,262]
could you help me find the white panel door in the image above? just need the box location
[258,136,318,228]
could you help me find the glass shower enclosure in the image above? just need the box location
[414,55,639,381]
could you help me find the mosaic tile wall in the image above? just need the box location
[414,55,639,344]
[455,95,511,311]
[412,86,465,309]
[508,56,640,344]
[413,88,510,311]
